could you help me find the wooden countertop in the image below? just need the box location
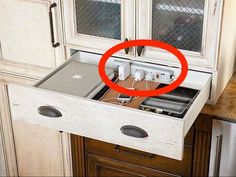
[202,72,236,122]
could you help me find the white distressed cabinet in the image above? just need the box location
[62,0,222,69]
[6,0,236,161]
[1,0,236,175]
[0,0,68,175]
[61,0,236,103]
[0,0,64,69]
[0,75,72,176]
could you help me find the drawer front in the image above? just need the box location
[85,138,192,177]
[9,84,185,160]
[86,153,180,177]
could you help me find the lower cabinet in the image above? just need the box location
[12,121,65,176]
[71,114,213,177]
[86,153,178,177]
[0,77,71,176]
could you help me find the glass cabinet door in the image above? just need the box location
[137,0,222,68]
[63,0,135,56]
[75,0,121,40]
[152,0,205,53]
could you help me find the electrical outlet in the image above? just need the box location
[146,72,154,81]
[113,59,174,83]
[130,63,174,84]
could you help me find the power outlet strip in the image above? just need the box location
[130,63,174,84]
[113,60,174,84]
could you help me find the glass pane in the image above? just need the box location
[75,0,121,40]
[152,0,205,52]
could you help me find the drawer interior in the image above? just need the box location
[36,59,201,119]
[93,77,200,119]
[96,77,159,109]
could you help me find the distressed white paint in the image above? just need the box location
[0,0,64,68]
[0,0,234,174]
[0,74,72,176]
[0,83,18,176]
[62,0,236,105]
[8,67,211,160]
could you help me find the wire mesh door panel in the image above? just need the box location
[152,0,205,52]
[75,0,121,40]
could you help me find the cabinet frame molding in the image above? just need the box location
[0,81,21,176]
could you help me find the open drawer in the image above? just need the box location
[8,53,211,160]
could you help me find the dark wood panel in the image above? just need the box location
[86,153,179,177]
[85,138,192,177]
[71,134,86,177]
[185,126,194,146]
[192,114,213,177]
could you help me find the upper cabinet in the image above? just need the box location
[0,0,64,68]
[137,0,222,68]
[63,0,135,56]
[0,0,226,70]
[62,0,223,69]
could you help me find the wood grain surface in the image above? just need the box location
[100,77,159,109]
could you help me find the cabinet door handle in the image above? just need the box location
[49,3,60,48]
[114,145,155,159]
[213,0,218,15]
[38,106,62,118]
[120,125,148,138]
[214,135,223,177]
[124,38,130,54]
[137,46,144,56]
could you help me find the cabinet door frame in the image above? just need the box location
[0,80,23,177]
[62,0,135,56]
[137,0,223,70]
[0,0,65,71]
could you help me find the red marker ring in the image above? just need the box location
[98,40,188,97]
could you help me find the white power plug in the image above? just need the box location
[146,73,154,81]
[134,69,145,81]
[118,62,130,81]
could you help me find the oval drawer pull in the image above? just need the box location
[120,125,148,138]
[38,106,62,118]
